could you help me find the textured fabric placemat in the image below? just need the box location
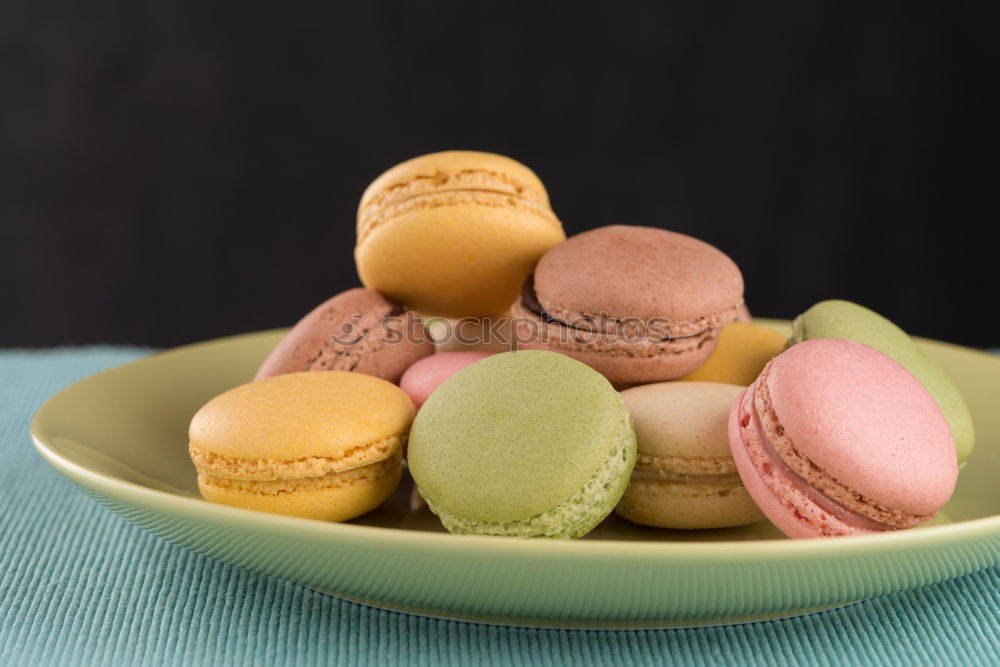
[1,348,998,666]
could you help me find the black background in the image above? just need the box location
[2,2,997,348]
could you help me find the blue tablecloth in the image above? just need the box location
[2,348,998,665]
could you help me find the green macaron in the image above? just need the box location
[788,299,975,464]
[407,350,637,539]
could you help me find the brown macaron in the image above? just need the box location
[256,287,434,383]
[509,225,744,384]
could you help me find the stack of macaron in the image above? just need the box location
[187,150,972,540]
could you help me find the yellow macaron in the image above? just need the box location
[188,371,413,521]
[679,321,786,386]
[355,151,566,317]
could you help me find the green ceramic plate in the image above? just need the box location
[31,321,1000,629]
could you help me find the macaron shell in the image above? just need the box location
[407,350,633,525]
[426,426,635,539]
[790,300,926,368]
[764,339,957,517]
[189,371,415,460]
[922,363,976,464]
[679,322,787,386]
[532,225,743,323]
[357,206,564,316]
[621,382,744,459]
[399,351,493,407]
[255,287,434,383]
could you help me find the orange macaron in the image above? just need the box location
[189,371,413,521]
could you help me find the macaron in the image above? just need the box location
[355,151,566,317]
[510,225,745,384]
[189,371,413,521]
[255,287,434,383]
[788,299,974,464]
[407,350,637,539]
[679,321,787,386]
[616,382,765,529]
[729,338,958,538]
[399,351,493,408]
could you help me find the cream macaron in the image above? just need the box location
[616,381,765,529]
[189,371,413,521]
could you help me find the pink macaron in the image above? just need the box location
[399,351,493,408]
[728,338,958,538]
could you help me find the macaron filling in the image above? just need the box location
[189,432,405,481]
[362,167,545,213]
[191,430,405,499]
[198,451,402,496]
[734,377,930,535]
[421,414,635,539]
[515,277,741,357]
[629,453,742,486]
[358,169,558,245]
